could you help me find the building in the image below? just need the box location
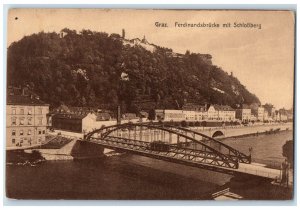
[139,111,149,119]
[182,103,206,112]
[182,110,196,121]
[182,103,207,121]
[251,106,265,121]
[263,110,271,122]
[214,105,236,122]
[122,113,139,121]
[6,90,49,148]
[207,104,235,121]
[195,111,207,121]
[207,105,219,121]
[236,104,252,123]
[52,112,118,133]
[286,109,293,121]
[52,113,90,133]
[274,110,281,121]
[154,109,164,121]
[251,105,263,121]
[262,104,276,120]
[250,114,257,122]
[164,110,185,121]
[278,109,288,121]
[155,109,185,122]
[51,105,142,133]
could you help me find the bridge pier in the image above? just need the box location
[70,140,105,160]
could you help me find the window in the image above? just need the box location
[12,139,15,144]
[38,130,42,135]
[20,118,24,125]
[20,130,23,136]
[12,109,16,115]
[12,130,16,136]
[38,118,43,125]
[28,130,31,135]
[28,109,32,115]
[28,117,32,125]
[42,130,45,134]
[20,108,24,115]
[20,138,24,143]
[11,117,16,125]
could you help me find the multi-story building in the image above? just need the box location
[195,111,207,121]
[253,106,265,121]
[286,109,293,121]
[236,104,252,122]
[182,110,196,121]
[207,105,219,121]
[214,105,236,121]
[263,110,270,121]
[278,109,288,121]
[182,103,206,112]
[251,106,265,122]
[6,92,49,148]
[206,104,236,121]
[182,103,207,121]
[164,110,185,121]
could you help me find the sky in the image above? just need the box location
[7,9,295,109]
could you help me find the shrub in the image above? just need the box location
[181,120,188,127]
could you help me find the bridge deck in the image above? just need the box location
[235,163,280,179]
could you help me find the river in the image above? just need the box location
[6,130,293,200]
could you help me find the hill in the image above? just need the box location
[7,28,260,113]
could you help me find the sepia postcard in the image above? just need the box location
[5,9,295,201]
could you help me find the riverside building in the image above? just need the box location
[6,87,49,148]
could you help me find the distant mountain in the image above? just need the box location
[7,28,260,113]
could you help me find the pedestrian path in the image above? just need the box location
[236,162,281,179]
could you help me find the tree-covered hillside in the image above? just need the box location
[7,28,260,112]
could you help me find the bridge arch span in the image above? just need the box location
[84,123,240,169]
[212,130,225,138]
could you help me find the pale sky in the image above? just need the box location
[7,9,295,109]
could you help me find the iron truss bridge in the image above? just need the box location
[84,123,252,173]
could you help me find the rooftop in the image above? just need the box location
[52,113,87,120]
[96,112,111,121]
[213,105,235,111]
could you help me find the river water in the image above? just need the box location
[6,130,293,200]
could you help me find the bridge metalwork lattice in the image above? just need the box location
[84,123,253,171]
[151,124,251,164]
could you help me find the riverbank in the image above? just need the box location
[6,150,46,166]
[219,127,291,140]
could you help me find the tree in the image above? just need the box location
[148,109,156,121]
[7,28,261,110]
[189,121,195,127]
[282,140,293,167]
[181,120,188,127]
